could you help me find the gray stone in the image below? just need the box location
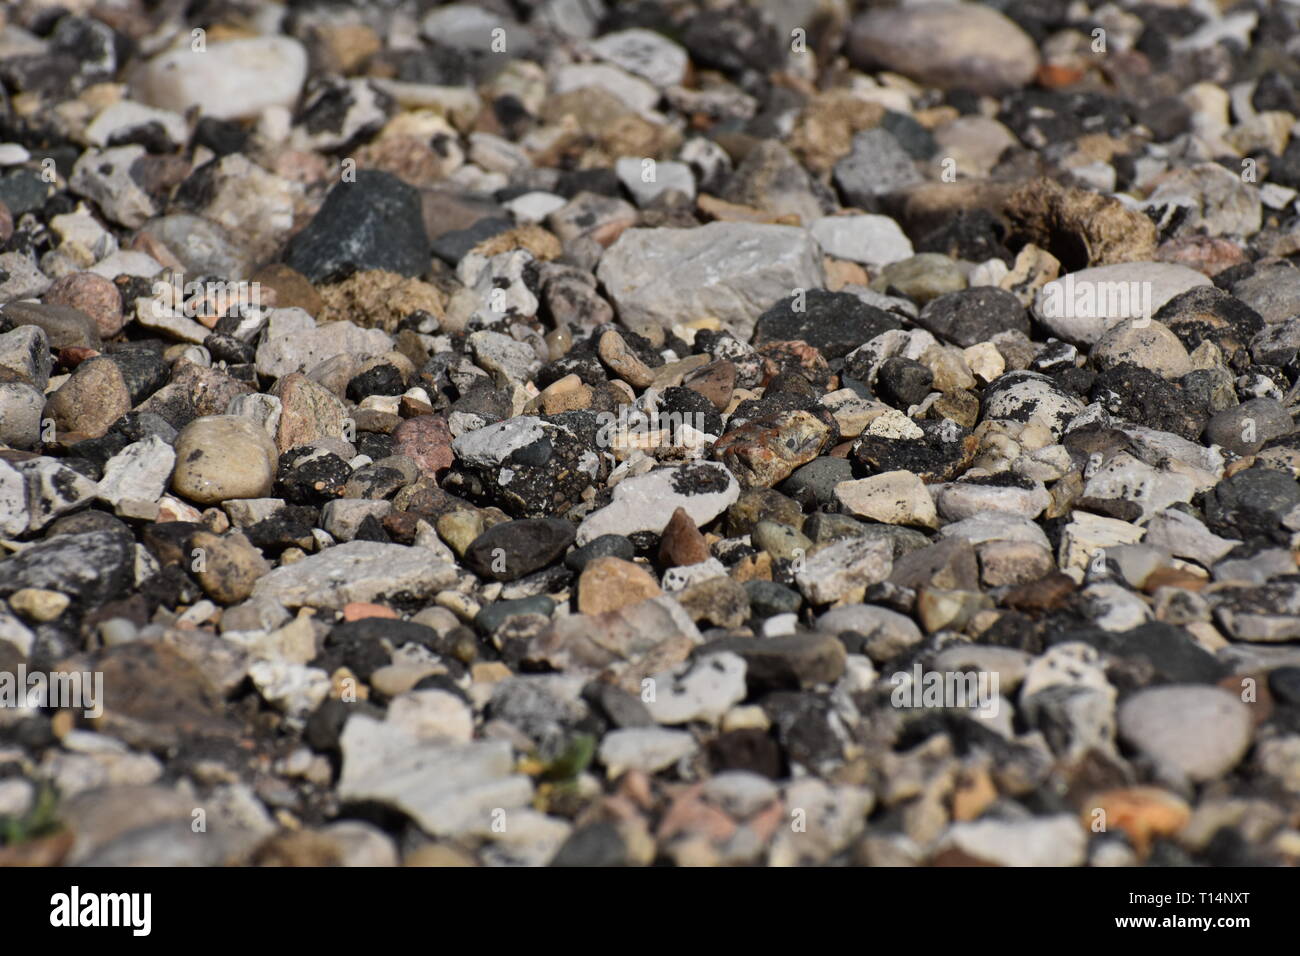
[251,541,459,610]
[1117,685,1253,781]
[338,714,533,836]
[68,146,156,228]
[832,129,922,207]
[848,2,1041,95]
[1033,263,1212,345]
[810,215,914,268]
[596,223,825,341]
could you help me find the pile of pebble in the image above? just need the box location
[2,0,1300,866]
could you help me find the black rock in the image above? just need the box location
[915,209,1013,264]
[565,534,635,571]
[1205,467,1300,542]
[346,363,405,402]
[875,356,934,408]
[283,170,429,283]
[277,449,352,505]
[658,385,723,438]
[744,580,802,618]
[707,728,784,779]
[464,517,577,582]
[192,117,249,157]
[1090,364,1206,441]
[916,287,1030,347]
[753,289,900,360]
[780,456,853,509]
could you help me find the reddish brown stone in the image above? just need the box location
[659,506,711,568]
[43,272,125,337]
[393,414,454,478]
[1001,572,1076,612]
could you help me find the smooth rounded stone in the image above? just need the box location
[810,214,913,269]
[42,273,124,337]
[598,727,697,776]
[1091,320,1192,379]
[464,517,576,582]
[1032,263,1213,345]
[578,556,662,614]
[43,356,132,439]
[566,533,636,572]
[938,816,1085,867]
[871,254,967,305]
[848,2,1039,95]
[1203,398,1294,456]
[134,36,308,120]
[0,380,42,448]
[1117,685,1254,781]
[981,370,1085,438]
[934,476,1050,522]
[85,100,188,150]
[835,471,939,529]
[1,301,101,350]
[1205,467,1300,539]
[916,287,1030,348]
[171,415,279,505]
[596,223,825,342]
[931,115,1020,178]
[284,171,430,284]
[751,521,813,562]
[816,604,922,662]
[577,462,739,546]
[137,214,252,281]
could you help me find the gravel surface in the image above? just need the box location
[2,0,1300,867]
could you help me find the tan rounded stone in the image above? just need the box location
[172,415,279,504]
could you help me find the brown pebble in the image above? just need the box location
[598,329,655,389]
[1001,571,1076,612]
[578,556,662,615]
[43,273,125,337]
[392,414,454,478]
[659,507,711,568]
[682,360,736,412]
